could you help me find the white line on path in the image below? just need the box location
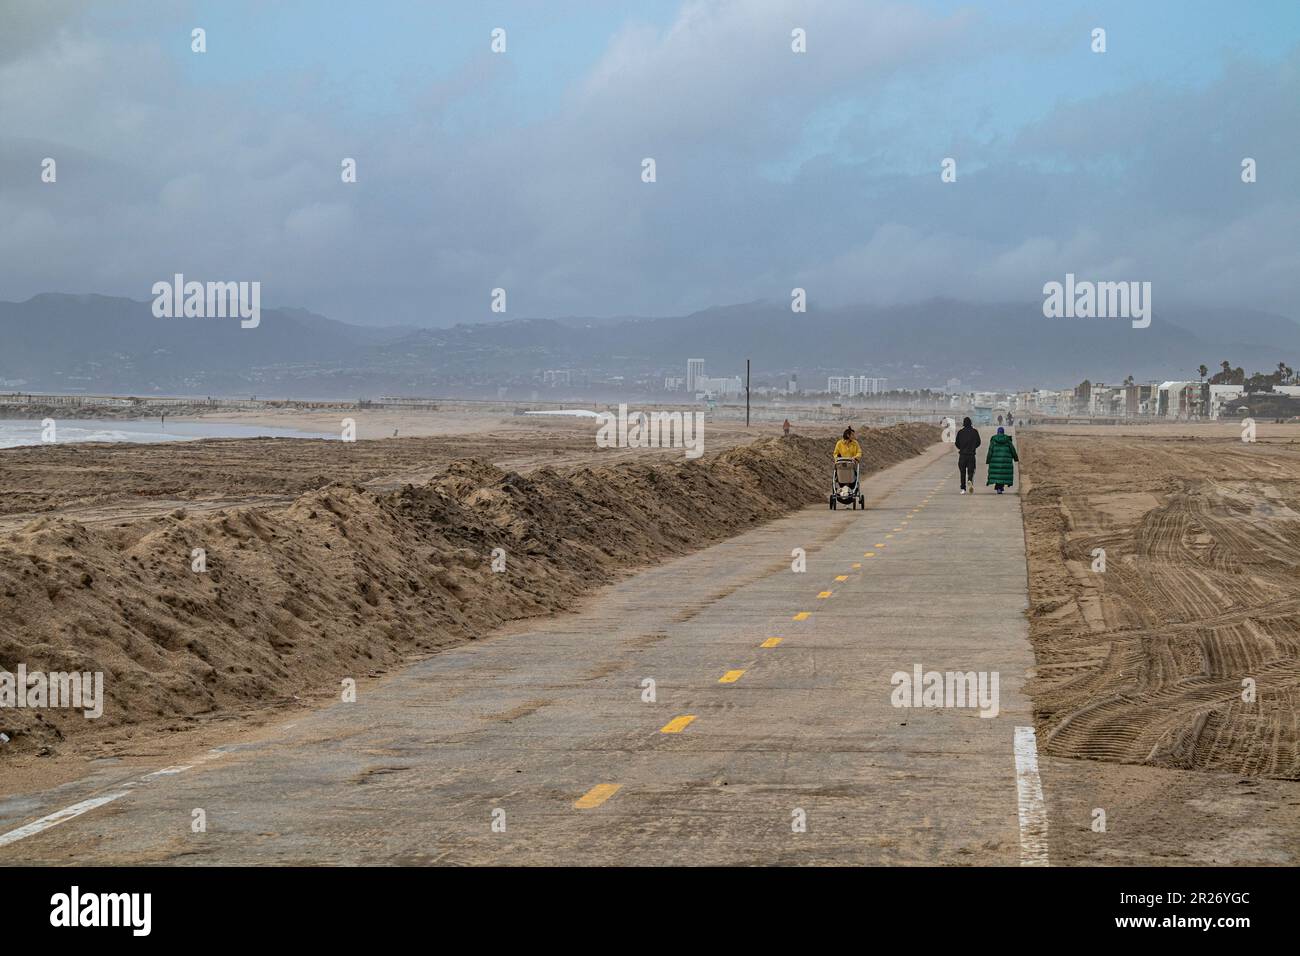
[142,765,193,779]
[0,793,129,848]
[0,748,226,849]
[1013,726,1050,866]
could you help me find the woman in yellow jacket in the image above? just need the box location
[834,427,861,460]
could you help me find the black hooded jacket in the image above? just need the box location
[955,424,981,457]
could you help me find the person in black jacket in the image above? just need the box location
[954,417,981,494]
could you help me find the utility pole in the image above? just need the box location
[746,358,751,428]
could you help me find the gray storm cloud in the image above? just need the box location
[0,0,1296,325]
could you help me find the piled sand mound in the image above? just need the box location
[0,425,935,753]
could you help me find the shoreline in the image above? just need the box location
[0,418,337,449]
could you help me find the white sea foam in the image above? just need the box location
[0,420,335,449]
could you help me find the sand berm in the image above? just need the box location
[0,424,937,752]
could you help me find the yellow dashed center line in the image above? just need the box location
[574,783,622,809]
[661,715,696,733]
[571,469,962,813]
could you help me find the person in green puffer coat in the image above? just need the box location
[985,427,1019,494]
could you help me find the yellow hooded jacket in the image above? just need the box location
[834,438,861,460]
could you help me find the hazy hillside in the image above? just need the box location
[1,293,1296,397]
[0,294,409,397]
[372,299,1300,389]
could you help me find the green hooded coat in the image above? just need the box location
[985,432,1019,486]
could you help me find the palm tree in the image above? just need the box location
[1198,364,1208,381]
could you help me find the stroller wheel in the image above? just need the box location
[858,494,865,508]
[829,495,837,510]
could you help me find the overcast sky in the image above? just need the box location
[2,0,1298,326]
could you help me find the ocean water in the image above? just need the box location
[0,419,337,449]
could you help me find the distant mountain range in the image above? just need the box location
[1,293,1297,399]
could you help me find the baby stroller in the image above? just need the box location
[830,457,865,510]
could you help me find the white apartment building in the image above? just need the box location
[686,359,705,393]
[1208,384,1244,418]
[696,375,743,398]
[827,375,888,396]
[1031,389,1070,415]
[1157,381,1194,418]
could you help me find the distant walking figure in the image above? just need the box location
[997,414,1003,426]
[954,417,981,494]
[1006,411,1014,427]
[986,426,1019,494]
[782,418,791,437]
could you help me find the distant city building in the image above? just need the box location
[542,369,571,387]
[1157,381,1195,419]
[664,376,685,392]
[1073,380,1093,414]
[695,375,743,398]
[827,375,888,396]
[1031,389,1069,415]
[686,358,705,393]
[1016,379,1276,420]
